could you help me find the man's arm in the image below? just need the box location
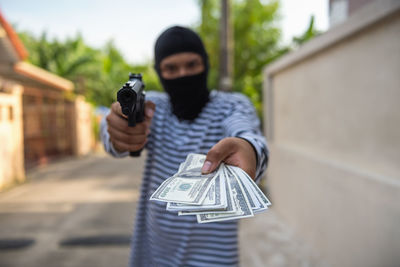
[202,94,269,182]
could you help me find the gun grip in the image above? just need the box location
[130,149,142,157]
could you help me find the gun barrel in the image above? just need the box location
[118,88,136,116]
[127,80,142,92]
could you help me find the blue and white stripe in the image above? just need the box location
[101,90,268,266]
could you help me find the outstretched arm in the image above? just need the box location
[201,94,268,181]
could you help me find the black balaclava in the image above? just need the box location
[154,26,209,121]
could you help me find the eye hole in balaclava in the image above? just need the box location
[154,26,210,121]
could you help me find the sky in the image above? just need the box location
[0,0,328,64]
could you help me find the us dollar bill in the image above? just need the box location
[196,167,254,223]
[150,153,216,204]
[150,153,271,223]
[178,166,235,216]
[150,170,217,205]
[227,165,271,212]
[179,153,207,173]
[230,168,257,209]
[167,167,227,212]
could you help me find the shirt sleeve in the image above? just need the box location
[222,94,269,182]
[100,110,130,158]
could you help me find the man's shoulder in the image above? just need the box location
[146,91,169,105]
[211,90,252,107]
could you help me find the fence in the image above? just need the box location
[0,82,94,190]
[22,89,94,169]
[23,91,73,168]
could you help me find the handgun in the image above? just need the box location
[117,73,146,157]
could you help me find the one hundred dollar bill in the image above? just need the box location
[228,167,258,210]
[196,167,253,223]
[178,166,235,216]
[227,165,271,213]
[167,167,227,212]
[151,153,271,223]
[150,170,217,205]
[179,153,207,173]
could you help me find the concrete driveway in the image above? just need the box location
[0,153,322,267]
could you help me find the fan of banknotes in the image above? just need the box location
[150,153,271,223]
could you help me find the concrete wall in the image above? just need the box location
[0,82,25,190]
[71,96,93,156]
[263,1,400,266]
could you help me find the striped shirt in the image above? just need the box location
[101,90,269,266]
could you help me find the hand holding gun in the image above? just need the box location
[117,73,146,157]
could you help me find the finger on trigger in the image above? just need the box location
[145,101,155,119]
[112,102,127,119]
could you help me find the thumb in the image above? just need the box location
[201,139,233,174]
[145,101,156,119]
[111,101,127,119]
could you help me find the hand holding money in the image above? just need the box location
[201,137,257,180]
[150,154,271,223]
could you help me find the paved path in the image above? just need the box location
[0,153,323,267]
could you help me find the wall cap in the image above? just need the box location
[264,0,400,76]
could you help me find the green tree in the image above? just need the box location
[19,32,97,84]
[18,31,162,107]
[197,0,282,116]
[198,0,221,91]
[86,41,162,106]
[292,15,321,47]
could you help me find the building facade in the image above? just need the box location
[0,11,93,190]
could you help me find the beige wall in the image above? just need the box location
[0,83,25,190]
[263,1,400,267]
[71,96,93,156]
[0,88,93,191]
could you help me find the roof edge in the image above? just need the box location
[14,62,74,91]
[0,10,28,60]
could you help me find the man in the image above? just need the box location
[101,26,268,266]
